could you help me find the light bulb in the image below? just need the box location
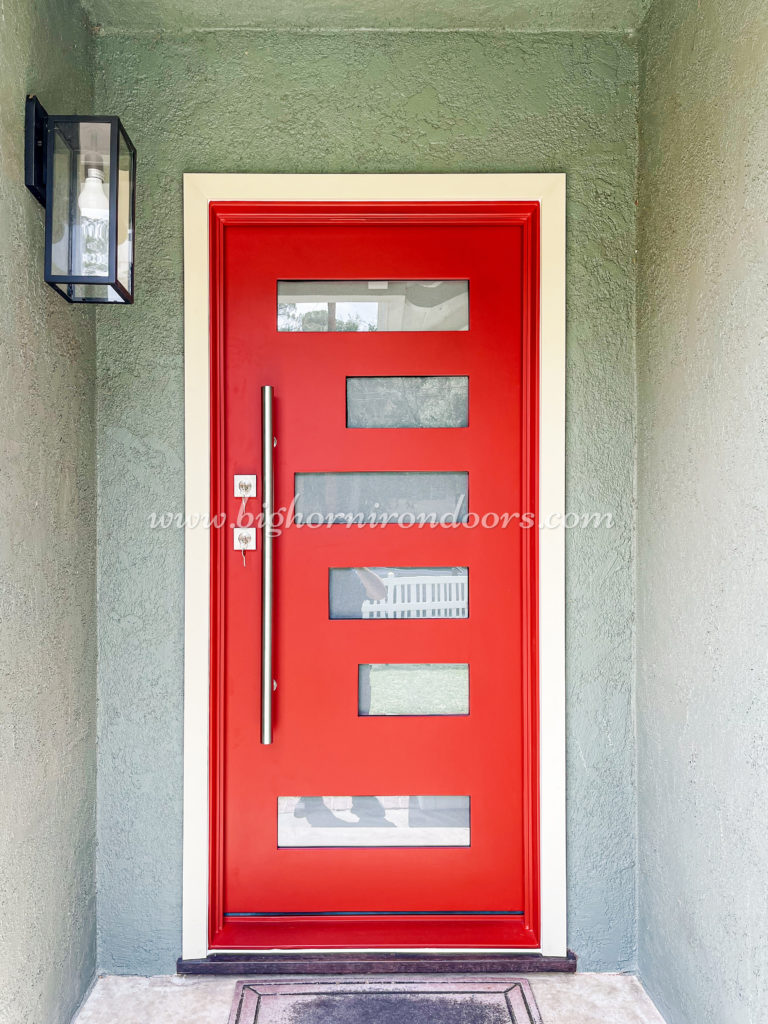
[78,156,109,277]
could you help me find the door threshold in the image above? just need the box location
[176,950,577,975]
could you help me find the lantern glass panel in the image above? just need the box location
[49,124,76,279]
[77,121,113,282]
[50,120,114,283]
[116,126,134,296]
[68,282,124,301]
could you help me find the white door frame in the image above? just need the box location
[182,173,566,959]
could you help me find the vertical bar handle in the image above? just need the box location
[261,385,274,744]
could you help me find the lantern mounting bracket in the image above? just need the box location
[25,95,49,207]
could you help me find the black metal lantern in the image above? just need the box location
[25,95,136,304]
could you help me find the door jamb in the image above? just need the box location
[182,173,566,960]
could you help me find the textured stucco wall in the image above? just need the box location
[83,0,652,34]
[0,1,97,1022]
[637,1,768,1022]
[94,29,638,974]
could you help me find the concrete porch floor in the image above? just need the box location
[74,973,666,1024]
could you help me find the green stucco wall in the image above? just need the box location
[0,1,97,1021]
[637,1,768,1021]
[84,0,651,33]
[94,29,639,974]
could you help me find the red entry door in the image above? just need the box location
[209,201,540,951]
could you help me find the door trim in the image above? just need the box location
[182,174,566,960]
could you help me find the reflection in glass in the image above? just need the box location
[277,280,469,332]
[347,376,469,429]
[359,664,469,716]
[330,567,469,620]
[277,796,470,847]
[295,472,467,525]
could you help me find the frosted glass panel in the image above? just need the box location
[347,376,469,428]
[330,567,469,620]
[359,664,469,716]
[277,280,469,332]
[295,472,468,525]
[278,796,470,847]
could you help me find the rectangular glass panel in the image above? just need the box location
[277,280,469,332]
[51,121,114,281]
[330,567,469,620]
[277,796,470,847]
[347,376,469,429]
[70,283,124,302]
[76,122,113,281]
[116,126,133,295]
[49,129,74,277]
[295,472,467,525]
[359,664,469,716]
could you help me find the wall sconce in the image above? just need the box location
[25,95,136,304]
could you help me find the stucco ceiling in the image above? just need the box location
[82,0,650,34]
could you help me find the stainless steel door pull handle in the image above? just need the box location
[261,385,274,744]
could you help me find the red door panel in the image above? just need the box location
[209,202,540,949]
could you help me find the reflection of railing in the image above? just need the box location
[362,574,468,619]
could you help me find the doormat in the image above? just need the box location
[228,977,543,1024]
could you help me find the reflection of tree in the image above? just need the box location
[277,302,377,332]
